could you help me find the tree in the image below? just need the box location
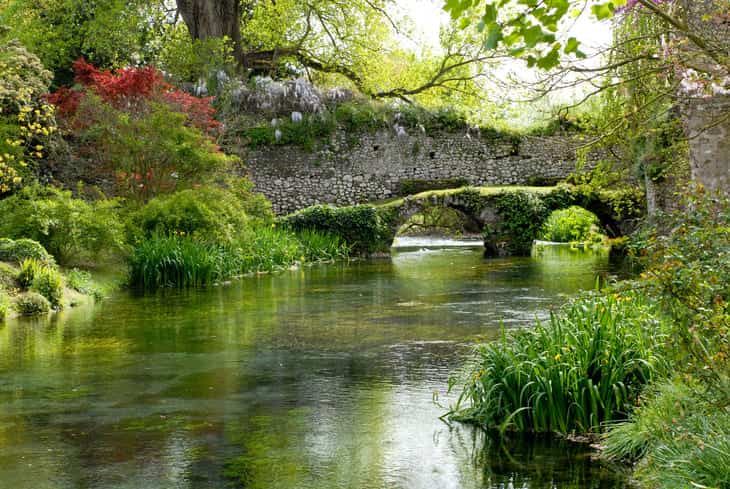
[444,0,729,192]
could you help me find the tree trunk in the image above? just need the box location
[176,0,244,65]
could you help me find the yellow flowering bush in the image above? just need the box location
[0,38,55,194]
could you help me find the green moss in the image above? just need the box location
[398,177,469,196]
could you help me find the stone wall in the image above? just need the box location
[244,130,597,214]
[683,96,730,194]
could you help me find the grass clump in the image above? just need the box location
[128,226,350,290]
[540,206,605,243]
[295,229,351,261]
[449,290,668,434]
[129,235,227,289]
[30,266,64,308]
[14,291,51,315]
[603,378,730,489]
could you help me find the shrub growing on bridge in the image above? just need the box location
[540,206,604,243]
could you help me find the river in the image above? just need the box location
[0,241,630,488]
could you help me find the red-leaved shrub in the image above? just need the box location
[46,59,221,133]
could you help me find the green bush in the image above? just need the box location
[0,185,126,264]
[14,291,50,315]
[540,206,604,243]
[243,114,336,151]
[130,186,252,244]
[281,204,390,254]
[398,178,469,196]
[16,258,63,307]
[0,238,55,265]
[333,101,386,132]
[30,266,64,308]
[449,290,669,434]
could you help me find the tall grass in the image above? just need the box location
[129,235,226,289]
[604,378,730,489]
[129,227,351,289]
[449,290,669,434]
[295,229,351,261]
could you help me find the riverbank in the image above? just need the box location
[448,186,730,489]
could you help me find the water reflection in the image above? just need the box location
[0,247,629,489]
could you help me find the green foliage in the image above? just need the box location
[334,101,388,132]
[127,223,353,289]
[0,238,55,265]
[30,266,64,308]
[13,291,50,315]
[66,268,104,300]
[604,378,730,489]
[487,191,547,255]
[129,235,230,289]
[0,185,126,265]
[0,289,7,321]
[130,186,252,244]
[16,257,63,306]
[71,96,234,200]
[449,290,669,434]
[295,229,351,261]
[281,204,391,254]
[1,0,166,84]
[17,258,44,288]
[158,28,235,85]
[398,178,469,196]
[540,206,605,243]
[243,114,336,151]
[638,186,730,400]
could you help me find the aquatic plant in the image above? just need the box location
[295,229,351,261]
[128,235,225,289]
[449,290,669,434]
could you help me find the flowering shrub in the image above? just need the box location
[0,39,56,194]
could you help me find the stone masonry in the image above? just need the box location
[244,130,598,214]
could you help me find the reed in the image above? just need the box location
[128,227,352,289]
[128,235,225,289]
[449,290,669,434]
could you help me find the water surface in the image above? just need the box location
[0,244,629,489]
